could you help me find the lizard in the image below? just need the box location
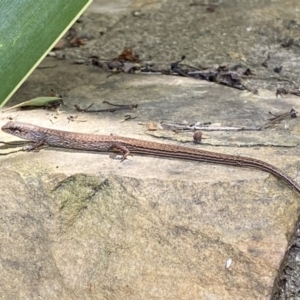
[2,120,300,194]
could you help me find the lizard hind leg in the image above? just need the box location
[109,143,132,162]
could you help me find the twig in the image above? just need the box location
[263,108,297,128]
[75,102,138,113]
[161,122,261,131]
[0,140,31,155]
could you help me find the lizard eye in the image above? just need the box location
[12,128,21,134]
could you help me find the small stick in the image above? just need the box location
[102,101,138,109]
[263,109,297,128]
[161,122,261,131]
[75,102,138,113]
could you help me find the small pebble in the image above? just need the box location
[225,258,232,269]
[193,130,202,143]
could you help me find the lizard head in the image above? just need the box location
[1,121,37,140]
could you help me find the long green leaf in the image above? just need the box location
[2,97,63,112]
[0,0,92,109]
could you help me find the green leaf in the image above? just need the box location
[0,0,92,109]
[2,97,63,112]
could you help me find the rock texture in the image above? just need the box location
[1,0,300,299]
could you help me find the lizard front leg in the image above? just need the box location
[23,139,47,152]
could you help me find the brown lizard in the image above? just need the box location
[2,121,300,194]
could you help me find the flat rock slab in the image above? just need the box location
[1,0,300,299]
